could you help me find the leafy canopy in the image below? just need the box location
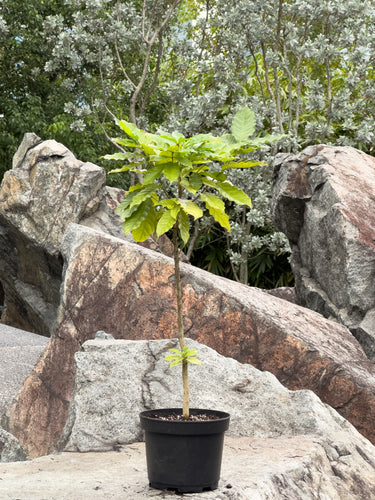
[105,107,281,245]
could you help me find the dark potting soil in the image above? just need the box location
[147,412,221,422]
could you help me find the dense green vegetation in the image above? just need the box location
[1,0,374,287]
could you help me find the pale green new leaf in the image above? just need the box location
[221,133,237,145]
[187,357,201,365]
[200,193,230,231]
[169,359,183,368]
[231,106,256,143]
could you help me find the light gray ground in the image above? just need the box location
[0,435,344,500]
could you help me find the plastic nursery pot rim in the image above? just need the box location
[140,408,230,436]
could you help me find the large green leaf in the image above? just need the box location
[221,133,237,145]
[108,164,136,174]
[143,164,164,184]
[131,208,157,241]
[203,179,252,208]
[231,106,256,143]
[118,120,140,141]
[178,199,203,219]
[200,193,230,231]
[156,209,178,237]
[222,160,264,170]
[189,172,203,191]
[163,162,181,182]
[122,199,156,239]
[128,185,158,210]
[112,137,138,148]
[105,151,141,162]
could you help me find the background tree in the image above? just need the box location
[2,0,375,287]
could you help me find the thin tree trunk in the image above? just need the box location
[173,222,189,419]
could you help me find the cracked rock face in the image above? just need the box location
[7,224,375,458]
[272,145,375,359]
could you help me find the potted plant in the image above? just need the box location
[105,107,280,493]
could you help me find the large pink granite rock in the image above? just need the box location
[272,145,375,359]
[8,224,375,458]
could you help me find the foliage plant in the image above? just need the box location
[106,107,279,418]
[4,0,375,289]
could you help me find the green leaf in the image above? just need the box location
[180,177,197,194]
[112,137,138,148]
[131,204,157,242]
[178,210,190,246]
[203,179,252,208]
[200,193,230,231]
[169,359,183,368]
[163,162,181,182]
[178,199,203,220]
[108,165,136,174]
[128,185,158,210]
[117,120,140,141]
[231,107,256,143]
[156,209,178,238]
[159,198,180,210]
[189,172,203,191]
[122,199,156,240]
[222,160,264,170]
[167,348,183,354]
[143,164,164,184]
[165,346,201,367]
[118,120,152,145]
[187,357,202,365]
[221,133,237,145]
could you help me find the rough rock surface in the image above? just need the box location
[8,224,375,458]
[0,324,48,423]
[0,133,128,335]
[272,145,375,359]
[2,434,375,499]
[0,325,48,462]
[0,428,26,463]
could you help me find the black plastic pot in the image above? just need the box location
[140,408,230,493]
